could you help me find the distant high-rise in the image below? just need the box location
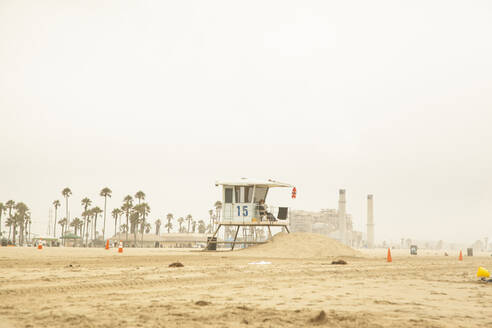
[367,194,375,248]
[338,189,346,244]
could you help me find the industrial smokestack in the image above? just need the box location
[367,194,375,248]
[338,189,346,244]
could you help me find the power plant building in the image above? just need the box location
[290,189,375,248]
[290,189,365,248]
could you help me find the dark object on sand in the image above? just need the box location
[206,237,217,251]
[410,245,418,255]
[331,260,347,265]
[310,310,327,323]
[467,248,473,256]
[444,252,449,256]
[195,300,210,306]
[169,262,184,268]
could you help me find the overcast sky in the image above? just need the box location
[1,1,491,244]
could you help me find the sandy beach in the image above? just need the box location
[1,241,491,328]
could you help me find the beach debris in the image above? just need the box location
[169,262,184,268]
[444,252,448,256]
[387,248,392,262]
[237,305,252,311]
[309,310,327,324]
[331,259,347,265]
[248,261,271,265]
[195,300,210,306]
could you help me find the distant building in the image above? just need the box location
[110,232,208,248]
[290,207,363,248]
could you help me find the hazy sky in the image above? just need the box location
[1,1,491,244]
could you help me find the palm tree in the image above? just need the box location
[134,202,150,247]
[120,224,128,234]
[70,217,83,236]
[77,218,84,237]
[192,220,197,233]
[25,212,31,243]
[112,208,122,238]
[0,202,5,238]
[154,218,161,235]
[100,187,112,242]
[144,223,151,234]
[165,221,172,233]
[177,217,184,233]
[134,190,145,205]
[186,214,192,233]
[5,200,15,243]
[129,211,140,246]
[91,206,103,241]
[214,200,222,230]
[121,195,133,241]
[81,198,92,247]
[52,200,60,238]
[85,213,92,246]
[208,209,214,232]
[82,209,91,246]
[62,188,72,227]
[6,216,14,242]
[15,202,29,245]
[58,217,68,239]
[198,220,206,233]
[165,213,173,233]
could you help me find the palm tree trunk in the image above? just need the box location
[19,219,24,245]
[141,216,145,248]
[126,212,129,242]
[24,221,28,244]
[53,209,57,238]
[82,216,86,247]
[65,196,69,228]
[85,220,89,247]
[102,196,107,242]
[12,223,16,245]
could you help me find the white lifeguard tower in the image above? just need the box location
[206,178,295,250]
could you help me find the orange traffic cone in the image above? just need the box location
[38,239,43,250]
[387,248,392,262]
[459,250,463,261]
[105,239,110,250]
[118,241,123,253]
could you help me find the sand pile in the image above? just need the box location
[234,232,360,258]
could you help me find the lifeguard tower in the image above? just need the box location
[206,178,296,250]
